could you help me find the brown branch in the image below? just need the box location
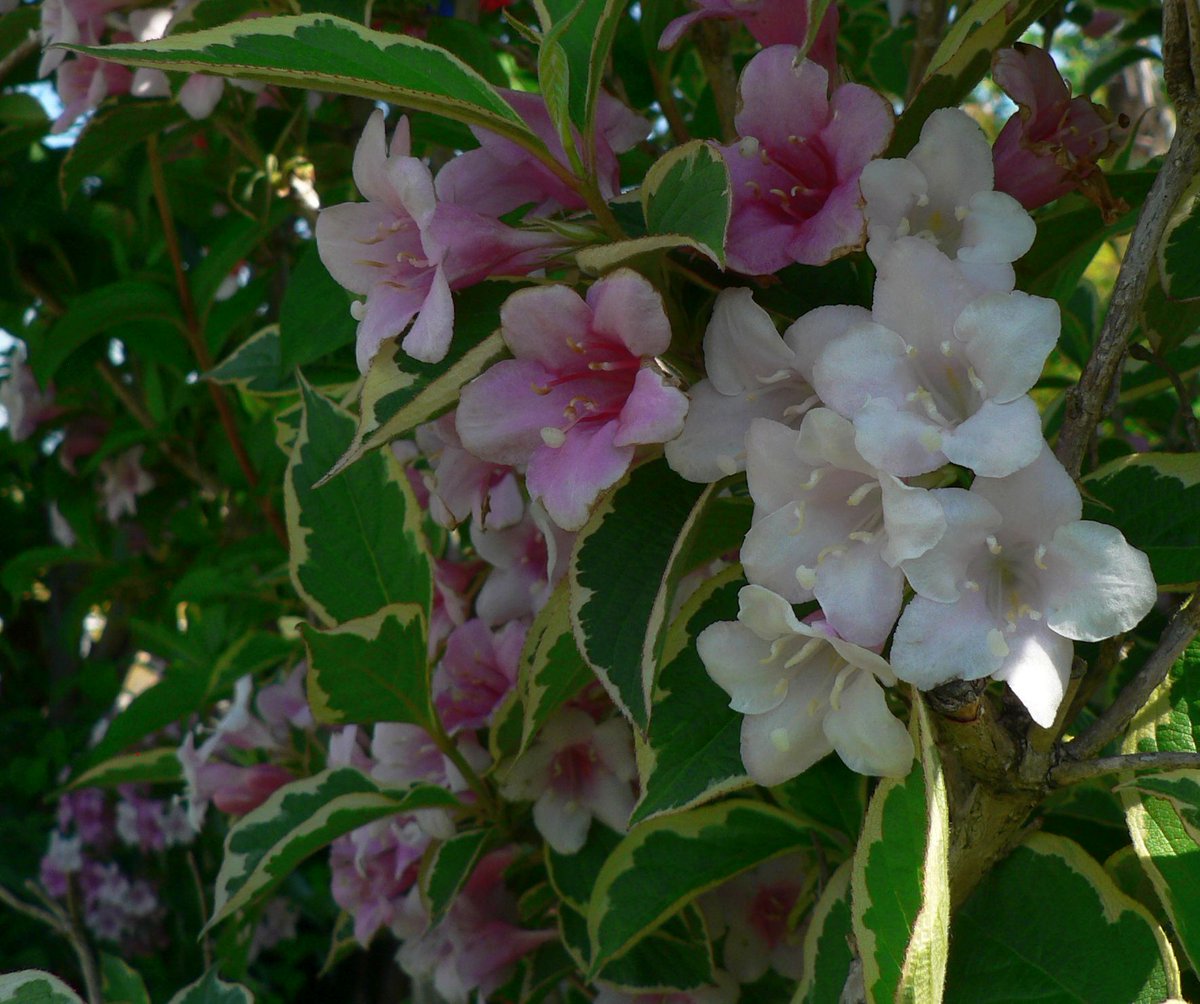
[1065,588,1200,760]
[906,0,950,100]
[694,20,738,144]
[147,135,289,549]
[1055,0,1200,479]
[1049,750,1200,787]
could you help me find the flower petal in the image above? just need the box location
[586,269,672,357]
[939,395,1044,478]
[891,591,1007,689]
[525,422,633,531]
[957,291,1059,403]
[823,670,914,777]
[992,622,1074,727]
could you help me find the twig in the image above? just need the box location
[1065,588,1200,759]
[1055,0,1200,479]
[1049,750,1200,786]
[694,20,738,144]
[147,135,289,549]
[906,0,950,100]
[0,883,102,1004]
[94,360,222,496]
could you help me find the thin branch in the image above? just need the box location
[1050,750,1200,787]
[95,360,222,496]
[1065,588,1200,759]
[906,0,950,100]
[0,883,59,928]
[1055,0,1200,479]
[0,883,102,1004]
[147,135,289,549]
[694,20,738,144]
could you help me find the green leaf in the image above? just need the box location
[772,755,867,845]
[944,833,1181,1003]
[794,862,854,1004]
[169,0,267,34]
[1120,641,1200,972]
[560,900,716,992]
[575,234,725,275]
[586,799,814,974]
[278,244,357,370]
[892,0,1057,155]
[285,378,432,626]
[207,326,292,395]
[67,747,183,790]
[0,972,84,1004]
[321,284,511,482]
[1158,174,1200,301]
[424,18,509,86]
[60,101,187,204]
[851,700,948,1004]
[32,280,180,384]
[1082,452,1200,589]
[1121,770,1200,842]
[421,828,491,925]
[165,971,254,1004]
[209,767,457,929]
[540,0,629,143]
[569,458,710,729]
[640,141,732,266]
[547,821,624,912]
[74,16,548,156]
[300,602,431,726]
[517,582,594,756]
[99,956,150,1004]
[631,566,750,825]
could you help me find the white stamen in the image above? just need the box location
[846,482,879,506]
[915,193,930,207]
[954,205,969,221]
[986,535,1002,556]
[716,454,740,477]
[849,530,875,543]
[1034,544,1048,570]
[986,629,1009,657]
[795,565,817,590]
[540,427,566,448]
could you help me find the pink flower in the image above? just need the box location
[316,110,559,367]
[435,90,649,218]
[659,0,840,77]
[98,446,154,523]
[397,848,555,1003]
[500,709,637,854]
[415,412,524,530]
[457,271,689,531]
[1,348,59,441]
[717,47,893,275]
[433,618,526,733]
[992,43,1122,212]
[473,503,572,626]
[51,55,132,134]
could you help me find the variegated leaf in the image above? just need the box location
[630,566,750,825]
[1120,641,1200,972]
[165,971,254,1004]
[67,747,183,790]
[71,15,548,158]
[321,285,510,482]
[285,378,432,627]
[585,800,814,974]
[569,458,712,730]
[0,972,84,1004]
[420,828,491,925]
[851,698,948,1004]
[300,602,431,727]
[639,141,732,267]
[206,325,291,396]
[208,767,457,929]
[793,862,854,1004]
[944,833,1181,1003]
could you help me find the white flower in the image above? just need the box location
[892,448,1157,726]
[99,446,154,523]
[665,287,816,482]
[860,108,1036,288]
[500,708,635,855]
[697,585,914,784]
[742,411,946,647]
[795,237,1058,479]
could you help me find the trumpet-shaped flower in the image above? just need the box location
[457,271,689,530]
[415,412,524,531]
[473,502,572,626]
[433,618,526,734]
[992,43,1122,212]
[742,412,947,647]
[891,448,1156,726]
[665,288,816,482]
[316,110,558,367]
[697,585,914,784]
[797,237,1058,478]
[860,108,1035,287]
[500,708,636,855]
[718,48,893,275]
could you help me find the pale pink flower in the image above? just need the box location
[51,55,132,133]
[38,0,123,76]
[892,448,1156,727]
[330,819,428,945]
[473,503,572,626]
[659,0,840,77]
[701,855,807,982]
[501,708,636,855]
[433,618,526,733]
[435,90,649,218]
[316,110,559,367]
[99,445,154,522]
[1,348,59,441]
[457,271,689,531]
[992,43,1122,212]
[665,287,816,482]
[397,847,555,1003]
[697,586,913,783]
[415,412,524,531]
[718,47,893,275]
